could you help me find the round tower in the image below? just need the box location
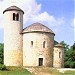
[3,6,24,66]
[53,44,64,68]
[22,23,55,67]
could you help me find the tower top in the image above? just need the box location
[3,6,24,14]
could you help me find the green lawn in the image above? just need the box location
[0,67,75,75]
[0,67,33,75]
[47,68,75,75]
[25,67,75,75]
[51,69,75,75]
[59,71,75,75]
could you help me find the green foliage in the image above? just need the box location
[0,64,6,70]
[71,43,75,61]
[73,43,75,50]
[0,67,75,75]
[0,43,4,64]
[60,41,75,68]
[0,67,33,75]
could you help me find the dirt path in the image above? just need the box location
[57,68,75,73]
[26,67,51,75]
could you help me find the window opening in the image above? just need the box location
[13,13,19,21]
[16,13,19,21]
[13,13,15,20]
[31,41,33,47]
[43,41,46,48]
[59,52,61,58]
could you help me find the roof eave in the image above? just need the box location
[21,31,55,35]
[3,9,24,14]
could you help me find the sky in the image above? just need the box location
[0,0,74,46]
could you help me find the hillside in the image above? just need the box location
[25,67,75,75]
[0,66,75,75]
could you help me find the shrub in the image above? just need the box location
[0,43,4,64]
[0,64,6,70]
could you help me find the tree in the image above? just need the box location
[70,43,75,68]
[0,43,4,64]
[60,41,75,68]
[71,43,75,61]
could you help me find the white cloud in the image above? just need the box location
[0,0,3,1]
[0,0,64,29]
[0,0,41,28]
[31,12,64,27]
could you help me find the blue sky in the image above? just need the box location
[0,0,74,46]
[36,0,74,46]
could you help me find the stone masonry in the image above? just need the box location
[53,44,64,68]
[3,6,24,66]
[3,5,64,68]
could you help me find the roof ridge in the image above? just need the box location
[3,5,24,14]
[22,22,55,35]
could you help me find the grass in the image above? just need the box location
[47,68,75,75]
[25,66,75,75]
[0,66,75,75]
[59,71,75,75]
[0,66,33,75]
[50,69,75,75]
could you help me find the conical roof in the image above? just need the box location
[54,43,63,47]
[22,22,55,35]
[3,6,24,14]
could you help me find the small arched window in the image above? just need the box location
[31,41,33,47]
[13,13,15,20]
[13,13,19,21]
[43,41,46,48]
[16,13,19,21]
[59,52,61,58]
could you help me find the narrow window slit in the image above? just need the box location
[43,41,46,48]
[59,52,61,58]
[31,41,33,47]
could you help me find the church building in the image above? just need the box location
[3,6,64,68]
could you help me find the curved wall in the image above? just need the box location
[23,32,54,67]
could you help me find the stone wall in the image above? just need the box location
[53,47,64,68]
[4,50,23,66]
[4,10,23,66]
[23,32,54,67]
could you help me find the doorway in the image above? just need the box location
[39,58,43,66]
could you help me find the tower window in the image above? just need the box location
[16,13,19,21]
[59,52,61,58]
[43,41,46,48]
[31,41,33,47]
[13,13,19,21]
[13,13,15,20]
